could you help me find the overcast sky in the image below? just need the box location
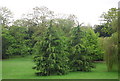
[0,0,119,26]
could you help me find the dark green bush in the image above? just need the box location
[2,27,15,59]
[2,26,31,59]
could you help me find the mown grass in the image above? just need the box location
[2,56,118,79]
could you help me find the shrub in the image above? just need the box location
[101,32,118,71]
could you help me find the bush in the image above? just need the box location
[101,32,118,71]
[2,27,15,59]
[2,26,31,59]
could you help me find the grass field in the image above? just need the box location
[2,56,118,79]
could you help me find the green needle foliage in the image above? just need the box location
[33,21,69,76]
[68,25,95,72]
[82,27,104,61]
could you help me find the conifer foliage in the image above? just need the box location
[33,21,69,76]
[68,26,94,72]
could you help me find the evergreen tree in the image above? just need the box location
[83,27,103,61]
[33,20,69,76]
[68,25,95,72]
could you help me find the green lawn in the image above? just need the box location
[2,56,118,79]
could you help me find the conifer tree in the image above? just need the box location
[33,20,69,76]
[82,27,103,61]
[68,25,94,72]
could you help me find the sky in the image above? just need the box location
[0,0,119,26]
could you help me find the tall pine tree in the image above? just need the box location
[68,25,94,72]
[33,20,69,76]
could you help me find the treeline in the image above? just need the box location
[1,6,118,75]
